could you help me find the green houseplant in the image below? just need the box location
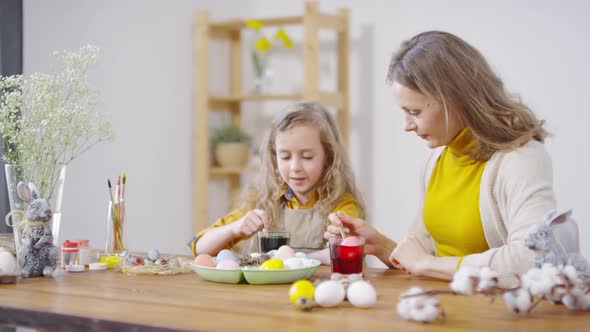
[212,126,251,168]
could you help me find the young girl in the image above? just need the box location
[189,101,364,263]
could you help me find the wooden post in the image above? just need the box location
[193,12,209,233]
[337,8,350,147]
[229,29,243,209]
[303,1,319,101]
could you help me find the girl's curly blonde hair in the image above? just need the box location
[387,31,547,160]
[242,101,364,224]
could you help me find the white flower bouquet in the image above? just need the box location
[0,45,114,199]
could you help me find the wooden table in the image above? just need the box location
[0,266,588,331]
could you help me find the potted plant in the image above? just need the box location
[212,126,251,168]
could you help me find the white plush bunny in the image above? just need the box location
[525,209,589,280]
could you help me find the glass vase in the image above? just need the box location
[105,199,126,254]
[4,163,66,276]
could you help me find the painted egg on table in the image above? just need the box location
[347,281,377,308]
[194,254,216,267]
[314,280,345,307]
[0,251,17,273]
[276,245,295,260]
[260,258,285,270]
[283,257,304,269]
[289,279,315,304]
[216,260,240,270]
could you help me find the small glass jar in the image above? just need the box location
[61,240,79,269]
[77,239,91,266]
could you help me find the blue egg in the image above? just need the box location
[295,252,307,258]
[216,249,237,263]
[147,249,160,261]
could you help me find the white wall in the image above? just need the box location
[23,0,590,259]
[23,0,254,254]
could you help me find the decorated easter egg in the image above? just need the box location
[294,252,307,258]
[147,248,160,261]
[216,260,240,270]
[276,245,295,260]
[0,251,17,273]
[260,258,285,270]
[341,236,362,247]
[216,249,237,263]
[314,280,345,307]
[194,254,216,267]
[347,281,377,308]
[283,257,304,269]
[289,279,315,304]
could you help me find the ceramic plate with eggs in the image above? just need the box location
[190,245,320,284]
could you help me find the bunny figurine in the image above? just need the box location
[16,182,58,278]
[525,209,590,280]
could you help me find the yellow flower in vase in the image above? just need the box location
[246,20,293,93]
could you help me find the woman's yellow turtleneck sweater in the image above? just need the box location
[423,128,489,266]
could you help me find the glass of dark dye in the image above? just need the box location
[257,231,290,252]
[329,236,365,275]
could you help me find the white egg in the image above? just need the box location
[0,251,17,273]
[314,280,346,307]
[347,281,377,308]
[276,245,295,260]
[267,249,278,258]
[302,258,316,268]
[283,257,304,269]
[216,249,237,263]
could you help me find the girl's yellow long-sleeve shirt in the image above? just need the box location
[423,128,489,265]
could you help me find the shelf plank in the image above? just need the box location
[210,16,303,32]
[209,166,258,176]
[209,93,303,109]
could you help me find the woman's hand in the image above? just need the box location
[389,235,433,275]
[230,209,270,237]
[325,212,396,266]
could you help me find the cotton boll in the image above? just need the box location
[503,288,533,313]
[522,265,564,299]
[397,287,440,322]
[314,280,345,307]
[450,266,479,295]
[283,257,304,269]
[347,281,377,308]
[0,252,17,273]
[563,287,590,310]
[477,267,499,292]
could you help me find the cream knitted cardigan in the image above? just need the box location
[409,140,577,287]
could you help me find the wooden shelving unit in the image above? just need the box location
[192,2,350,233]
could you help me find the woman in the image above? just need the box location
[325,31,579,287]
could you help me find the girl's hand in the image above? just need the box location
[231,209,270,237]
[325,211,381,255]
[389,235,433,274]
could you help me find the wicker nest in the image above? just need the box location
[118,256,193,275]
